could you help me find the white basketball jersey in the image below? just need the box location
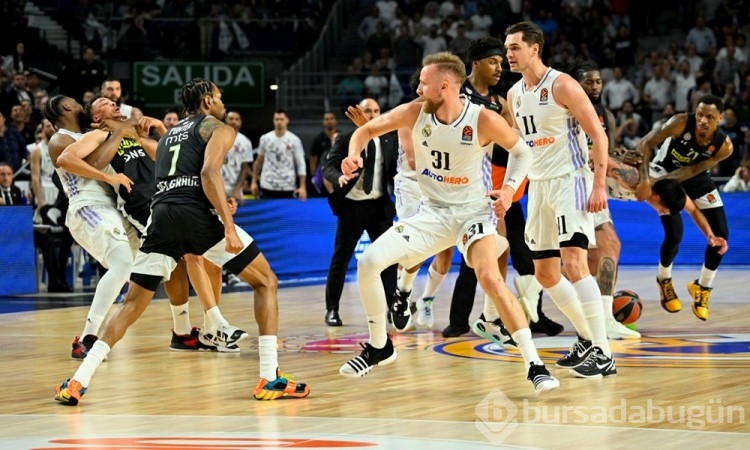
[119,103,133,119]
[510,68,589,181]
[54,128,116,208]
[411,98,493,206]
[396,140,417,180]
[38,141,58,192]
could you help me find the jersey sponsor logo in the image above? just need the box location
[525,136,556,148]
[421,124,432,137]
[156,175,201,193]
[462,126,473,142]
[118,147,147,162]
[420,168,469,185]
[670,148,696,164]
[539,88,549,103]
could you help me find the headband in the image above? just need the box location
[469,48,503,62]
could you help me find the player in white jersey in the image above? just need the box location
[43,95,136,360]
[352,71,454,331]
[30,119,60,223]
[504,21,614,379]
[338,52,559,396]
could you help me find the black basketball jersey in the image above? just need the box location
[461,79,507,166]
[586,103,611,150]
[651,114,727,197]
[109,136,155,228]
[152,114,212,208]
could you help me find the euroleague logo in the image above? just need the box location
[434,333,750,368]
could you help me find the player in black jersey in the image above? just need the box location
[569,60,641,340]
[80,96,247,352]
[635,94,733,321]
[443,36,562,341]
[55,78,310,406]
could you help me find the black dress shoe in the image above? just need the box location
[442,324,470,337]
[325,309,343,326]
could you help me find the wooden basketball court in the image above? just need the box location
[1,266,748,449]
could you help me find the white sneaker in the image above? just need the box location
[199,322,249,351]
[606,317,641,340]
[514,275,541,323]
[416,297,434,328]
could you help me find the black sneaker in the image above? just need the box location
[472,314,517,349]
[527,362,560,395]
[569,347,617,378]
[442,324,471,337]
[169,327,217,351]
[339,337,397,378]
[530,313,564,336]
[555,336,594,368]
[390,289,415,332]
[71,334,98,360]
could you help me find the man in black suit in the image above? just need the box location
[322,98,398,326]
[0,161,23,205]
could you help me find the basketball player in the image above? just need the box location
[43,95,135,360]
[338,52,559,396]
[635,94,732,321]
[101,78,143,120]
[72,97,247,352]
[54,78,309,405]
[568,60,641,340]
[504,21,614,378]
[606,157,728,255]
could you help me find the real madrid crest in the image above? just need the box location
[422,124,432,138]
[516,96,521,108]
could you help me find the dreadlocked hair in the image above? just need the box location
[43,95,67,127]
[180,78,215,115]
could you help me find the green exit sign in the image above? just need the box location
[133,62,265,108]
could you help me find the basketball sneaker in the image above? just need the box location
[555,335,594,368]
[657,278,681,313]
[569,347,617,378]
[530,312,564,336]
[54,378,87,405]
[253,368,310,400]
[688,280,712,321]
[71,335,98,360]
[514,275,542,323]
[527,362,560,396]
[416,297,434,328]
[605,317,641,340]
[472,315,517,349]
[170,327,217,351]
[390,289,416,332]
[199,323,248,352]
[339,338,397,378]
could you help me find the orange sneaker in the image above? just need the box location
[253,369,310,400]
[55,378,86,405]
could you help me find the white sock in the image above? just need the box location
[81,313,105,338]
[420,265,446,299]
[258,335,278,380]
[546,278,593,341]
[574,276,612,357]
[602,295,614,320]
[82,244,132,337]
[397,268,418,294]
[482,293,500,322]
[171,303,192,335]
[511,328,543,367]
[205,306,226,332]
[73,340,111,387]
[367,313,388,348]
[698,266,716,288]
[657,263,672,281]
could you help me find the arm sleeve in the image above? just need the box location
[502,136,532,193]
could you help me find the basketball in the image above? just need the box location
[613,290,642,324]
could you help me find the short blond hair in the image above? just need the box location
[422,52,466,82]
